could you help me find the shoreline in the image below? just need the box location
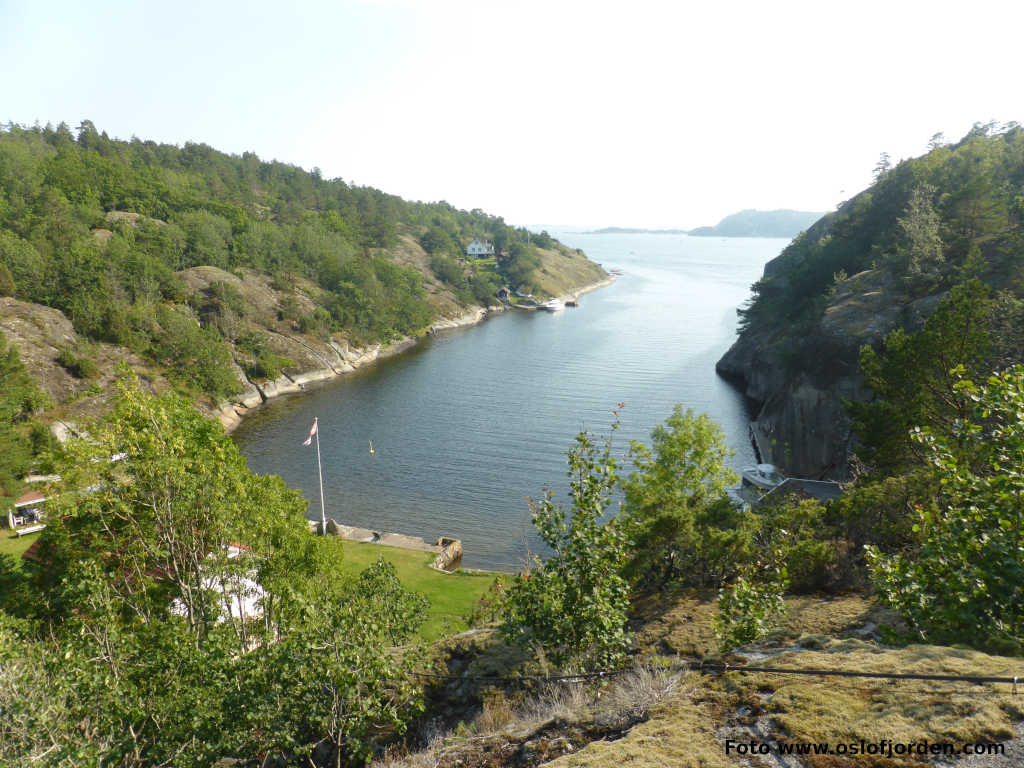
[216,274,616,434]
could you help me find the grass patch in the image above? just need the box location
[337,540,498,641]
[0,530,39,564]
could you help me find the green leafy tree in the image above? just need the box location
[150,304,242,399]
[10,376,430,766]
[623,406,742,587]
[895,183,944,289]
[33,375,302,631]
[867,366,1024,651]
[502,242,540,291]
[873,151,892,181]
[243,559,428,766]
[0,332,48,503]
[503,417,632,670]
[429,252,464,285]
[0,261,14,296]
[419,225,457,256]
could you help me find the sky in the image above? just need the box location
[1,0,1022,229]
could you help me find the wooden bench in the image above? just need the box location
[14,523,45,536]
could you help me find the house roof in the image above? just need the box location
[761,477,844,503]
[15,489,48,508]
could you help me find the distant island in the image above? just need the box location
[585,226,690,235]
[688,209,823,238]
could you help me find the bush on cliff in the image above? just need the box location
[867,366,1024,652]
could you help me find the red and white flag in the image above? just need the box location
[302,418,318,446]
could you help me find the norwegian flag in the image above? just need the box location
[302,418,318,446]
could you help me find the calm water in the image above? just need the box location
[233,232,785,570]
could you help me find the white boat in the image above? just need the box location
[741,463,783,490]
[538,298,565,311]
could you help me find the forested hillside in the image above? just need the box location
[0,121,604,486]
[718,122,1024,478]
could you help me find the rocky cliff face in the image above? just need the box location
[717,252,939,480]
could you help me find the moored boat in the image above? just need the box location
[740,463,783,490]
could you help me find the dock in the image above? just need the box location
[749,420,771,464]
[310,519,463,572]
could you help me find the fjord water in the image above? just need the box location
[232,233,785,570]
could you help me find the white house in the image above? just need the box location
[169,543,267,623]
[465,238,495,258]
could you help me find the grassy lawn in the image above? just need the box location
[0,529,40,564]
[336,539,500,641]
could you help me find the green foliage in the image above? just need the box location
[0,230,46,300]
[867,366,1024,652]
[4,378,430,766]
[714,559,789,652]
[502,241,541,291]
[0,332,48,499]
[0,261,13,296]
[503,418,632,671]
[298,306,332,337]
[622,405,743,587]
[468,269,502,305]
[429,251,464,285]
[175,209,232,269]
[55,345,97,379]
[755,495,838,593]
[894,183,944,291]
[849,280,993,473]
[150,304,242,399]
[419,224,458,256]
[247,348,295,381]
[246,559,428,764]
[831,469,938,556]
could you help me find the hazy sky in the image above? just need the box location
[2,0,1021,229]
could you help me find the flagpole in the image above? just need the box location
[314,417,326,536]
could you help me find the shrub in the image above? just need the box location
[55,347,98,379]
[714,557,788,652]
[502,417,632,671]
[867,366,1024,651]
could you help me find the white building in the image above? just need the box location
[465,238,495,258]
[169,544,266,623]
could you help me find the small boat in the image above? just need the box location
[741,463,783,490]
[369,440,374,456]
[538,298,565,311]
